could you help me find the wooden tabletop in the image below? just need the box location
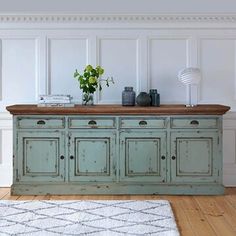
[6,104,230,115]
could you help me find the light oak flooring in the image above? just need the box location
[1,188,236,236]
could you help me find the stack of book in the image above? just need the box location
[38,95,74,107]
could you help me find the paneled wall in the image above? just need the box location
[0,14,236,186]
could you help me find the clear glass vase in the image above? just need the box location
[82,92,94,105]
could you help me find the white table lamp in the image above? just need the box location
[178,67,201,107]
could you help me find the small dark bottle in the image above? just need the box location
[122,87,136,106]
[149,89,160,107]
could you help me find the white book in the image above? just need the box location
[37,103,75,107]
[39,94,72,98]
[39,95,72,101]
[38,99,72,104]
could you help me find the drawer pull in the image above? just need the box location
[139,120,147,126]
[190,120,199,125]
[172,156,176,160]
[60,155,65,160]
[161,155,165,160]
[37,120,46,125]
[70,155,74,160]
[88,120,97,125]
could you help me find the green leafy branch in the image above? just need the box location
[74,65,114,94]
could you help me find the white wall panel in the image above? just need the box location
[0,129,12,186]
[2,39,38,103]
[223,131,236,186]
[0,15,236,186]
[0,39,2,101]
[0,130,2,164]
[223,130,235,164]
[0,117,12,186]
[148,38,188,103]
[48,38,88,102]
[98,38,139,103]
[200,39,235,105]
[223,115,236,186]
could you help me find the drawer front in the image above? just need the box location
[69,117,116,128]
[17,117,65,129]
[171,118,218,129]
[120,117,166,129]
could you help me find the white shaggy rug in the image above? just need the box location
[0,200,179,236]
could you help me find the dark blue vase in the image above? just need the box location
[136,92,151,106]
[122,87,136,106]
[149,89,160,107]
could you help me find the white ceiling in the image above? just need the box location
[0,0,236,14]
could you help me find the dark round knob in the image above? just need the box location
[171,156,176,160]
[60,155,65,160]
[161,155,165,160]
[70,155,74,160]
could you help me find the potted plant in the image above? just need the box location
[74,65,114,105]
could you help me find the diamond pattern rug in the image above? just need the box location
[0,200,179,236]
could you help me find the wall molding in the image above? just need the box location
[1,14,236,25]
[0,112,12,120]
[97,37,140,104]
[0,113,12,129]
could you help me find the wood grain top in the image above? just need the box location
[6,104,230,115]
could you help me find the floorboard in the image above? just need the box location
[1,187,236,236]
[194,196,235,236]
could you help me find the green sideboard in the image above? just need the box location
[6,104,230,195]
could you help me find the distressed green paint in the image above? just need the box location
[177,138,212,175]
[17,117,65,129]
[75,139,109,175]
[120,117,166,129]
[119,131,167,183]
[170,131,218,183]
[25,138,59,174]
[126,139,160,175]
[170,117,218,129]
[69,131,116,182]
[17,131,65,182]
[69,117,116,129]
[11,183,224,195]
[12,114,224,195]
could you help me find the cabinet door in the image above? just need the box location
[120,131,167,182]
[170,131,219,183]
[16,131,65,182]
[69,131,116,182]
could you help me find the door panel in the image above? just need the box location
[120,131,166,182]
[17,131,65,182]
[177,138,212,175]
[69,131,116,182]
[75,138,110,176]
[126,138,161,175]
[171,131,219,183]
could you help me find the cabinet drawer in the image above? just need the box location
[120,117,166,129]
[171,117,218,129]
[17,117,65,129]
[69,117,116,128]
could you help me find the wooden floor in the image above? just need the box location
[1,188,236,236]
